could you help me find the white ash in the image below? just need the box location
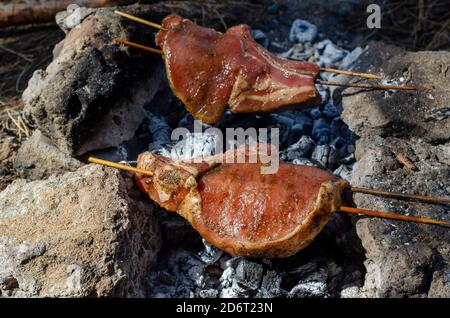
[339,46,365,72]
[287,267,329,298]
[145,17,360,298]
[289,19,318,43]
[281,33,365,82]
[292,158,321,167]
[315,40,345,68]
[199,239,223,265]
[170,132,221,160]
[333,164,353,182]
[340,286,360,298]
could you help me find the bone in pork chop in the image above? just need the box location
[155,14,321,124]
[135,147,348,258]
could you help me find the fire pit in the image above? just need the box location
[0,1,449,299]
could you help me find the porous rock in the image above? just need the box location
[0,164,161,297]
[22,5,164,156]
[341,42,450,298]
[14,130,82,180]
[350,135,450,297]
[0,133,19,191]
[341,42,450,142]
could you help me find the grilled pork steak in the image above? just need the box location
[155,14,321,124]
[135,147,348,258]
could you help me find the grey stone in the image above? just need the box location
[22,6,164,156]
[0,165,161,297]
[341,42,450,142]
[340,43,450,298]
[357,219,437,297]
[55,5,95,33]
[14,130,82,180]
[0,134,19,191]
[428,267,450,298]
[351,135,450,298]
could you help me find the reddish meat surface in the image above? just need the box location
[195,162,337,244]
[135,147,348,258]
[155,14,320,124]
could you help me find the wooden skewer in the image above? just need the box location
[115,39,412,91]
[351,187,450,205]
[114,11,385,81]
[88,157,154,177]
[89,156,448,227]
[115,38,162,54]
[317,80,416,91]
[339,206,449,226]
[319,68,382,79]
[115,10,162,29]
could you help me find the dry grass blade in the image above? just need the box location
[358,0,450,50]
[0,97,30,140]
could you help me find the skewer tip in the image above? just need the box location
[114,10,162,30]
[318,80,416,91]
[88,156,154,177]
[339,206,449,227]
[319,67,383,80]
[115,38,163,55]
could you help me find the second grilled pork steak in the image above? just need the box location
[135,149,348,258]
[155,14,321,124]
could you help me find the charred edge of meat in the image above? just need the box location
[135,151,211,212]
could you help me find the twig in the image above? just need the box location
[0,44,33,62]
[212,7,227,30]
[6,109,26,139]
[396,153,418,171]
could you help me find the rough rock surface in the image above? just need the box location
[0,165,161,297]
[0,133,19,191]
[341,42,450,142]
[341,44,450,298]
[14,130,82,180]
[22,6,164,156]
